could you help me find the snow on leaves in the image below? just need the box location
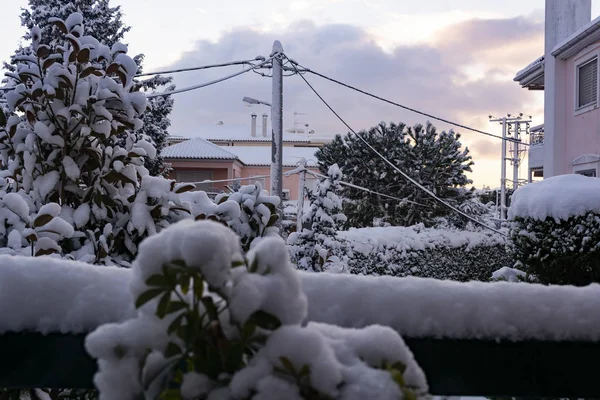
[86,220,428,400]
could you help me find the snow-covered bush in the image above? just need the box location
[288,164,347,272]
[436,196,502,232]
[214,181,280,252]
[339,225,511,281]
[0,15,192,266]
[86,220,429,400]
[509,175,600,286]
[490,266,537,283]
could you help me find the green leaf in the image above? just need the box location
[217,195,229,204]
[145,274,167,287]
[76,48,90,63]
[135,288,164,309]
[167,301,187,313]
[249,310,281,331]
[167,313,185,335]
[299,364,311,377]
[242,321,256,340]
[249,256,259,273]
[159,389,182,400]
[201,296,218,321]
[157,292,171,318]
[279,356,296,374]
[232,259,246,268]
[175,184,195,194]
[33,214,54,228]
[265,202,277,215]
[164,341,182,358]
[391,361,407,374]
[193,278,204,300]
[180,276,190,295]
[267,214,279,227]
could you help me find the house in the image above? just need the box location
[514,0,600,180]
[162,114,329,200]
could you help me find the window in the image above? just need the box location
[176,170,213,191]
[577,58,598,108]
[576,169,596,177]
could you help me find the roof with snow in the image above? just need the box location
[225,146,320,167]
[161,139,320,167]
[514,55,544,90]
[161,138,238,160]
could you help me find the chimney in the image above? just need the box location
[251,113,257,137]
[262,113,268,137]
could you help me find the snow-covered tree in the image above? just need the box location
[2,0,173,176]
[316,121,473,227]
[0,15,189,266]
[288,164,347,272]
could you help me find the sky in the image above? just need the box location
[2,1,600,187]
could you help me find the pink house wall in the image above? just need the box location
[164,159,318,200]
[562,43,600,174]
[241,166,319,200]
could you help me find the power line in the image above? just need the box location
[183,174,271,185]
[287,59,527,146]
[135,57,265,78]
[145,56,274,99]
[0,57,274,95]
[309,171,429,208]
[286,57,507,237]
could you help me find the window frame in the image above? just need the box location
[574,54,599,116]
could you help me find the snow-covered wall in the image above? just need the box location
[2,256,600,342]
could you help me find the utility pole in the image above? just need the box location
[271,41,284,224]
[296,158,307,233]
[490,114,526,220]
[510,118,531,190]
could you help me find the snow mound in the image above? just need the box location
[509,174,600,222]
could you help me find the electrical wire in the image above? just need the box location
[135,58,265,78]
[183,174,271,185]
[288,59,527,146]
[145,56,274,99]
[308,171,428,207]
[286,56,507,236]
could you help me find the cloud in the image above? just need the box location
[157,14,543,186]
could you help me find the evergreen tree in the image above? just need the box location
[2,0,173,176]
[0,14,189,266]
[316,121,473,227]
[289,164,347,271]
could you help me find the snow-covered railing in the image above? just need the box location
[1,258,600,396]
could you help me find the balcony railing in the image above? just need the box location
[530,130,544,145]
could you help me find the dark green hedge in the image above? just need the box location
[344,242,512,282]
[510,212,600,286]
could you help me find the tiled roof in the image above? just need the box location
[161,138,238,160]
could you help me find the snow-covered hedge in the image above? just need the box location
[337,225,511,281]
[85,220,428,400]
[509,175,600,286]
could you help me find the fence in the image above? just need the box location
[1,332,599,397]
